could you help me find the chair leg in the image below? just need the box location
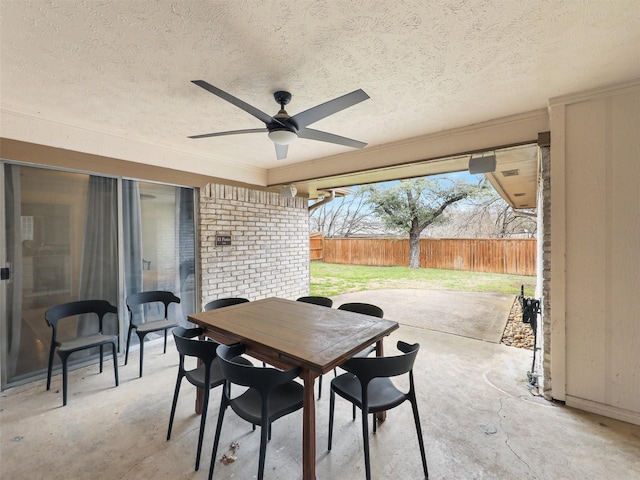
[257,419,269,480]
[328,389,335,450]
[46,341,56,391]
[111,342,119,387]
[99,344,104,373]
[209,398,228,480]
[167,373,183,440]
[372,413,376,433]
[137,333,145,377]
[60,353,69,406]
[318,375,323,399]
[195,386,210,471]
[124,327,133,365]
[361,407,372,480]
[410,397,429,479]
[163,329,168,353]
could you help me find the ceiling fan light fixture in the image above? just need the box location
[268,129,298,145]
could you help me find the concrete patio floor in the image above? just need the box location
[1,293,640,479]
[332,289,515,344]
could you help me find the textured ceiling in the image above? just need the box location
[1,1,639,181]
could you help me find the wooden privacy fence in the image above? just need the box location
[310,233,324,261]
[311,235,536,276]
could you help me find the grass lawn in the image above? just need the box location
[310,261,536,297]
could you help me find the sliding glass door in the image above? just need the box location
[1,165,118,385]
[122,181,196,348]
[1,164,196,388]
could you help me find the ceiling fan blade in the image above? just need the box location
[290,89,369,129]
[275,143,288,160]
[297,128,367,148]
[188,128,267,139]
[191,80,283,126]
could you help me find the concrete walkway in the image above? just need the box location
[331,289,514,343]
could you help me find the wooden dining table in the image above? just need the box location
[188,297,399,480]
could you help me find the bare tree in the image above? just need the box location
[365,178,485,268]
[428,193,537,238]
[310,188,381,237]
[311,178,536,247]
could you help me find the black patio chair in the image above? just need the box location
[45,299,119,406]
[209,343,304,480]
[167,326,252,471]
[337,302,383,359]
[328,340,428,480]
[125,290,180,377]
[204,297,266,366]
[203,297,250,311]
[337,302,384,318]
[314,302,384,400]
[296,295,334,398]
[296,295,333,307]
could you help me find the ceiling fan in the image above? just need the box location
[189,80,369,160]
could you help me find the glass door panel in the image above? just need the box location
[2,165,118,385]
[122,181,195,347]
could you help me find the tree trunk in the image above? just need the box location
[409,229,421,269]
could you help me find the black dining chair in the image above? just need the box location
[337,302,383,359]
[203,297,250,311]
[296,295,334,307]
[209,343,304,480]
[204,297,264,366]
[125,290,180,377]
[313,302,384,400]
[328,340,428,480]
[338,302,384,318]
[296,295,334,398]
[167,327,252,471]
[45,300,119,406]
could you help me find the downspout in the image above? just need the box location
[308,190,336,213]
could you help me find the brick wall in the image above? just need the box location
[540,142,551,398]
[199,183,310,307]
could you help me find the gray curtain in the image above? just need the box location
[78,176,118,335]
[176,187,195,322]
[4,164,23,378]
[77,178,142,339]
[122,180,143,317]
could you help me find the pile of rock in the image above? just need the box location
[501,298,535,350]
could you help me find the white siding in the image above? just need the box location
[550,81,640,424]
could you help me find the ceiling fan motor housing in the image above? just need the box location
[273,91,292,107]
[269,93,298,144]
